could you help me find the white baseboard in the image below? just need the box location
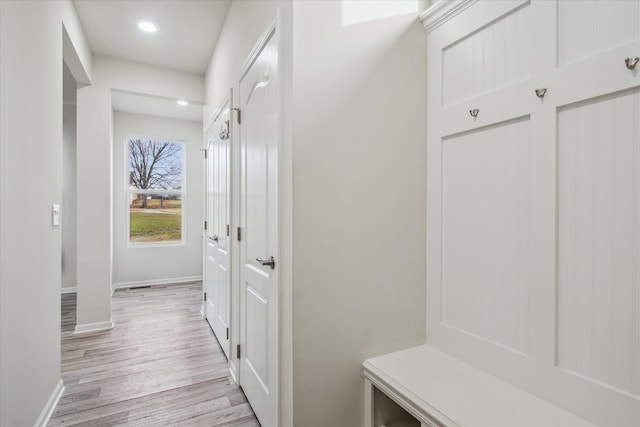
[74,320,114,335]
[34,379,64,427]
[61,286,77,294]
[229,364,237,385]
[111,275,202,293]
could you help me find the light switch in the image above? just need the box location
[52,204,60,226]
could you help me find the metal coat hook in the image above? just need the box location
[469,109,479,118]
[625,57,639,70]
[219,120,230,140]
[535,88,547,98]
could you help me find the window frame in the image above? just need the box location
[125,135,187,248]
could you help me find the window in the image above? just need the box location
[127,137,184,245]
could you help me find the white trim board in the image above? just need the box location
[419,0,478,33]
[74,320,114,335]
[363,345,596,427]
[34,379,65,427]
[61,286,77,294]
[111,275,202,292]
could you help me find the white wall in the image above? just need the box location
[291,3,427,426]
[61,0,92,85]
[94,56,204,102]
[75,56,205,331]
[205,0,289,119]
[76,83,114,332]
[0,1,91,425]
[112,111,203,286]
[205,1,426,425]
[62,104,77,290]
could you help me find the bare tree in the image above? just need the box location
[129,138,182,208]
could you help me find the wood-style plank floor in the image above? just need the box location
[49,282,259,427]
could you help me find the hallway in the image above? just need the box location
[49,283,259,426]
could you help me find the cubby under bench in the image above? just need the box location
[363,345,597,427]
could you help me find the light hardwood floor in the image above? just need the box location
[49,282,259,427]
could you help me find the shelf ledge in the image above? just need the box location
[363,344,597,427]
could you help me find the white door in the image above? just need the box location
[204,135,217,333]
[238,24,279,427]
[205,99,232,360]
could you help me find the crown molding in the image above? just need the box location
[419,0,478,34]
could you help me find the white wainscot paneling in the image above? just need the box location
[558,0,640,66]
[557,88,640,397]
[441,116,532,355]
[442,2,531,107]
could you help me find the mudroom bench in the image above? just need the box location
[363,345,597,427]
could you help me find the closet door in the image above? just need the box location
[212,105,231,360]
[204,132,219,337]
[204,96,232,360]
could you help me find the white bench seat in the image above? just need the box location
[363,345,597,427]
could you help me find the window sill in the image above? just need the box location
[127,241,186,249]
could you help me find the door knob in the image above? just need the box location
[210,235,219,242]
[256,256,276,269]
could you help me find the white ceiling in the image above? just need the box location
[72,0,231,75]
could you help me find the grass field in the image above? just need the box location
[130,199,182,209]
[130,210,181,243]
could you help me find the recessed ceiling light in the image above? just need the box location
[177,100,188,106]
[138,21,157,33]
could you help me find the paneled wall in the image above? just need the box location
[443,3,531,106]
[557,88,640,397]
[442,117,532,355]
[423,1,640,425]
[558,0,640,66]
